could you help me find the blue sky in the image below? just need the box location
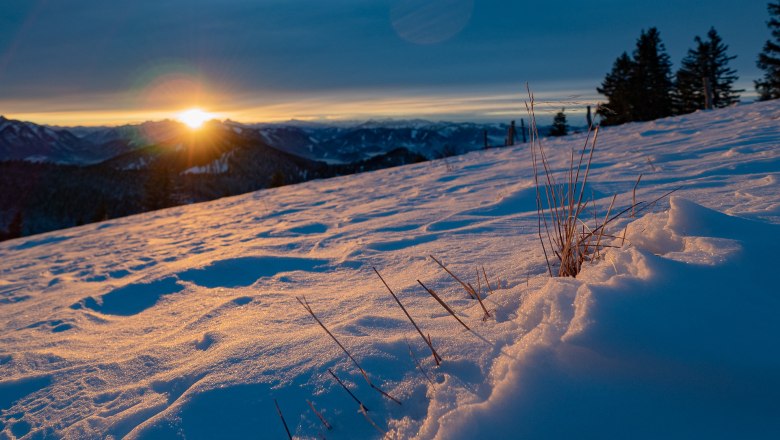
[0,0,771,125]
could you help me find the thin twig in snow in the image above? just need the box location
[373,267,442,365]
[298,296,401,405]
[429,255,477,299]
[307,399,332,431]
[416,280,470,331]
[327,368,369,412]
[405,338,436,386]
[274,399,293,440]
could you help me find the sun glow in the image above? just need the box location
[177,108,213,129]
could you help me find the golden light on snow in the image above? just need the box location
[177,108,213,129]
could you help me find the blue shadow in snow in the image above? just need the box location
[177,256,329,288]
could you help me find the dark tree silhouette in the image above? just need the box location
[597,52,636,126]
[675,28,742,114]
[7,211,23,239]
[92,201,110,223]
[597,28,674,125]
[756,1,780,100]
[549,109,569,137]
[631,28,675,121]
[269,170,286,188]
[144,163,174,211]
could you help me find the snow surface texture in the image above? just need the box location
[1,102,779,439]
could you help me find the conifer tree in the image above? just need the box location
[597,28,674,125]
[92,201,109,223]
[631,28,675,121]
[675,28,741,114]
[269,170,286,188]
[597,52,636,126]
[756,1,780,100]
[7,211,23,239]
[144,163,174,211]
[549,108,569,137]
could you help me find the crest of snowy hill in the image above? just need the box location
[1,101,779,439]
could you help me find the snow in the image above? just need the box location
[1,102,780,439]
[182,153,231,175]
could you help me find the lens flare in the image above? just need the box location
[177,108,212,129]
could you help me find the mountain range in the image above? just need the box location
[1,116,515,166]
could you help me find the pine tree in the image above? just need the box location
[549,108,569,137]
[269,170,286,188]
[597,28,674,125]
[632,28,675,121]
[675,28,742,114]
[7,211,23,239]
[144,163,174,211]
[597,52,636,126]
[92,201,109,223]
[756,1,780,100]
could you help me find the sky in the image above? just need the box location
[0,0,772,126]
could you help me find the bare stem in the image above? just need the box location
[417,280,471,331]
[307,399,332,431]
[430,255,477,299]
[274,399,293,440]
[374,267,442,365]
[298,296,401,405]
[327,368,369,412]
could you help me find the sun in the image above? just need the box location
[177,108,213,129]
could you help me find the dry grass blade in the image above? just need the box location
[634,186,682,216]
[274,399,293,440]
[646,156,658,172]
[406,337,436,386]
[373,267,442,365]
[417,280,470,331]
[471,270,491,320]
[590,194,617,260]
[360,405,387,437]
[631,174,643,218]
[306,399,332,431]
[476,269,480,299]
[298,296,401,405]
[327,368,369,412]
[429,255,476,299]
[482,266,495,296]
[297,296,368,383]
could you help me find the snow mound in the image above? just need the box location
[429,198,780,439]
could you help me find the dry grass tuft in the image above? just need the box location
[525,86,652,277]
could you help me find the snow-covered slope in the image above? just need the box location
[1,102,779,439]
